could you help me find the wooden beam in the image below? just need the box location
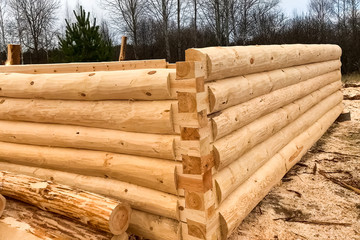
[186,44,342,81]
[0,142,180,195]
[0,59,167,74]
[212,70,341,140]
[0,194,5,217]
[0,69,174,100]
[119,36,127,61]
[6,44,21,65]
[0,171,131,235]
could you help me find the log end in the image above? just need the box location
[185,49,211,80]
[0,194,6,217]
[219,213,229,240]
[109,203,132,235]
[208,87,216,113]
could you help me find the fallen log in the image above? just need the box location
[0,171,131,235]
[207,60,341,112]
[0,142,180,195]
[0,198,113,240]
[0,98,175,134]
[0,120,177,160]
[186,44,342,81]
[0,69,174,100]
[0,59,167,74]
[0,162,180,220]
[212,70,341,140]
[218,104,343,239]
[213,85,342,169]
[214,95,342,203]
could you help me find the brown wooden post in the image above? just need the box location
[119,36,127,61]
[7,44,21,65]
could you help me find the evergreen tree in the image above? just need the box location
[59,6,112,62]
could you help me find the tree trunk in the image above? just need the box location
[0,171,131,235]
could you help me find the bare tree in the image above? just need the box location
[147,0,174,60]
[102,0,144,59]
[8,0,59,63]
[0,0,7,55]
[308,0,334,41]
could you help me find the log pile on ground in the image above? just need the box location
[0,45,343,240]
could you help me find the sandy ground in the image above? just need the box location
[229,84,360,240]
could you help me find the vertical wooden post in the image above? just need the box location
[7,44,21,65]
[175,61,220,240]
[119,36,127,61]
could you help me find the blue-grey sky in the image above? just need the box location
[61,0,309,20]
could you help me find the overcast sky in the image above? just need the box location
[60,0,309,22]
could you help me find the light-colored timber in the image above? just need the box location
[0,198,113,240]
[213,83,342,169]
[119,36,127,61]
[0,171,131,235]
[186,44,342,81]
[0,194,5,217]
[0,69,175,100]
[6,44,21,65]
[0,121,178,160]
[218,104,343,239]
[0,162,180,220]
[212,70,341,140]
[112,233,129,240]
[129,210,180,240]
[0,142,180,195]
[0,59,167,74]
[0,98,175,134]
[214,91,343,203]
[207,60,341,112]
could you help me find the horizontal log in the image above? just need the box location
[0,59,167,74]
[0,162,180,220]
[207,60,341,112]
[214,91,342,203]
[212,70,341,140]
[0,194,5,217]
[1,198,112,240]
[0,98,175,134]
[0,69,174,100]
[186,44,342,81]
[0,142,180,195]
[0,121,177,160]
[218,104,343,239]
[214,83,342,169]
[129,210,180,240]
[0,171,131,235]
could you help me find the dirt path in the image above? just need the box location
[229,86,360,240]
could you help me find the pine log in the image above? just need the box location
[0,121,177,160]
[0,171,131,235]
[0,194,5,217]
[0,142,180,195]
[186,44,342,81]
[214,91,342,203]
[6,44,21,65]
[212,70,341,140]
[128,210,180,240]
[0,162,180,220]
[0,69,174,101]
[119,36,127,61]
[207,60,341,112]
[1,198,113,240]
[0,59,167,74]
[218,104,343,239]
[213,84,342,169]
[0,98,175,134]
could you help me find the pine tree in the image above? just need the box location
[59,6,112,62]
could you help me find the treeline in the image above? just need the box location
[0,0,359,74]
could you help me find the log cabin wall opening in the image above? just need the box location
[0,44,343,240]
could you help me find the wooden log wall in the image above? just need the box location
[182,44,343,240]
[0,45,343,240]
[0,59,187,240]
